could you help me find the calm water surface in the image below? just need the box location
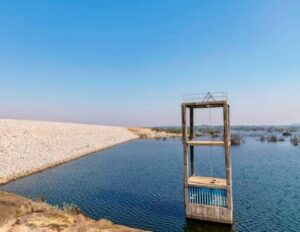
[1,138,300,232]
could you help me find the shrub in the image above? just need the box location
[282,131,292,136]
[268,135,278,142]
[260,135,266,142]
[231,134,243,145]
[290,136,299,146]
[62,203,82,214]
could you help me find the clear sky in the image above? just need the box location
[0,0,299,126]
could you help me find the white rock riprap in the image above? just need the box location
[0,119,138,184]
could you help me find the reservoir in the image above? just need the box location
[1,138,299,232]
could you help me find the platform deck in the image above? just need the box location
[187,140,230,146]
[188,176,227,189]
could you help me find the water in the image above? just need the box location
[1,138,300,232]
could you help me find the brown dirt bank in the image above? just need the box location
[0,191,148,232]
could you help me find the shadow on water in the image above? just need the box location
[184,219,233,232]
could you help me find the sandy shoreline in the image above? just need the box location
[0,119,139,184]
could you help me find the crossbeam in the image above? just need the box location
[187,140,230,146]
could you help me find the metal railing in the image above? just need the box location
[189,186,227,208]
[183,91,228,103]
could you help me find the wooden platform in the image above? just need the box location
[188,176,227,189]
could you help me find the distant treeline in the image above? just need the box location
[152,126,300,146]
[152,125,300,133]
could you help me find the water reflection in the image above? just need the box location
[184,219,233,232]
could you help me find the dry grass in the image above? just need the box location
[0,191,148,232]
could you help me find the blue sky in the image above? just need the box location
[0,0,299,126]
